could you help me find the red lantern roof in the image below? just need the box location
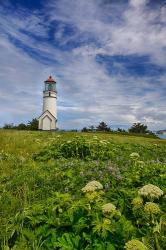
[45,75,56,83]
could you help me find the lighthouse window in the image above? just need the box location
[52,84,56,91]
[45,83,56,91]
[45,83,49,91]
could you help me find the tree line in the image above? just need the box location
[82,121,156,137]
[2,119,156,137]
[3,118,38,131]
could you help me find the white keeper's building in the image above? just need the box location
[38,76,57,130]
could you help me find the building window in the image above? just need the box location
[49,92,50,96]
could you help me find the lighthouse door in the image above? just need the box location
[42,115,51,130]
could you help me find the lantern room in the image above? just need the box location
[44,75,56,92]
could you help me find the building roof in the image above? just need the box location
[45,75,56,83]
[38,110,57,120]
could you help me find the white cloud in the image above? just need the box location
[130,0,148,8]
[0,35,55,125]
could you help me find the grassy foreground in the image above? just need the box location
[0,130,166,249]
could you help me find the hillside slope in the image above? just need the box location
[0,130,166,249]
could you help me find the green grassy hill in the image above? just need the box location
[0,130,166,249]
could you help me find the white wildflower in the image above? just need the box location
[138,184,163,200]
[102,203,116,214]
[82,181,103,193]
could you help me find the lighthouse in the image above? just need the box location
[38,76,57,130]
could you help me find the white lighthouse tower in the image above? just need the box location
[38,76,57,130]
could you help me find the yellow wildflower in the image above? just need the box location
[125,239,148,250]
[144,202,161,215]
[130,152,140,160]
[132,197,143,207]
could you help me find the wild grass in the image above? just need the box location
[0,130,166,249]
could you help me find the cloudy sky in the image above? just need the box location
[0,0,166,130]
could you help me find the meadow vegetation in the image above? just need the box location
[0,130,166,249]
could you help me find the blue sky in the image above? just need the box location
[0,0,166,130]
